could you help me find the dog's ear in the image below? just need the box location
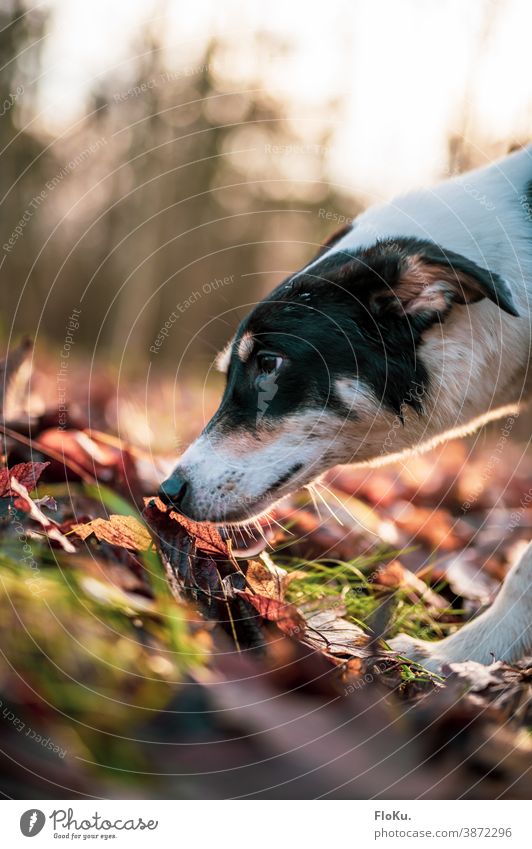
[369,245,519,320]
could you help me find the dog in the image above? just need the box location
[159,145,532,671]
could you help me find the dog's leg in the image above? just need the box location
[389,541,532,672]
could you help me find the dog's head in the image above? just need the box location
[159,235,517,523]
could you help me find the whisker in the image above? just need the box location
[227,522,247,546]
[305,482,322,519]
[311,481,345,525]
[260,512,279,544]
[260,511,294,536]
[252,517,270,545]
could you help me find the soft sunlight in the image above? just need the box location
[41,0,532,197]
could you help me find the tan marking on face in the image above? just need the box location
[208,426,261,455]
[215,337,234,373]
[335,378,380,418]
[209,412,324,457]
[237,332,254,362]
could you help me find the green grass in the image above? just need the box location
[279,554,464,642]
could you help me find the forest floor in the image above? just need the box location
[1,340,531,799]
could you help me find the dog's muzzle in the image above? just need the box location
[157,466,275,557]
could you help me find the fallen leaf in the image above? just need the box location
[301,605,370,658]
[327,466,410,509]
[245,559,285,600]
[445,661,506,692]
[390,501,472,551]
[33,494,57,511]
[72,514,152,551]
[444,551,500,603]
[36,428,141,493]
[374,560,448,609]
[38,428,114,479]
[144,496,229,556]
[274,505,377,561]
[0,336,32,419]
[10,477,76,553]
[237,591,306,637]
[0,461,49,497]
[70,552,152,598]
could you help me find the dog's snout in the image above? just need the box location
[158,470,188,510]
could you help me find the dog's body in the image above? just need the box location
[160,146,532,671]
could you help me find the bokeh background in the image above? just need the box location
[3,0,532,382]
[2,0,532,803]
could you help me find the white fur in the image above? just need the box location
[316,145,532,299]
[390,542,532,672]
[335,378,380,419]
[321,148,532,442]
[175,147,532,672]
[177,411,346,522]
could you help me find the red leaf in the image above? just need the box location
[0,461,49,498]
[143,496,229,556]
[238,591,305,637]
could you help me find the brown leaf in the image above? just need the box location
[71,554,152,599]
[0,461,49,497]
[326,466,410,509]
[238,591,306,637]
[72,514,152,551]
[245,559,285,600]
[390,501,472,551]
[37,428,136,486]
[143,496,229,556]
[374,560,448,609]
[274,505,375,561]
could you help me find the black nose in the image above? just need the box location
[158,471,188,509]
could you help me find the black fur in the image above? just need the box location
[210,236,516,431]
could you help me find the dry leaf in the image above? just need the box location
[245,559,285,600]
[374,560,448,609]
[302,605,370,658]
[144,496,229,556]
[0,461,49,497]
[0,336,32,418]
[445,660,506,692]
[391,501,472,551]
[72,514,152,551]
[238,591,306,637]
[444,551,500,603]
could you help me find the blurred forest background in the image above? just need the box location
[2,0,532,382]
[2,0,532,802]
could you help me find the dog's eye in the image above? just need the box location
[257,353,283,374]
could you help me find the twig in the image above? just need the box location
[2,425,97,484]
